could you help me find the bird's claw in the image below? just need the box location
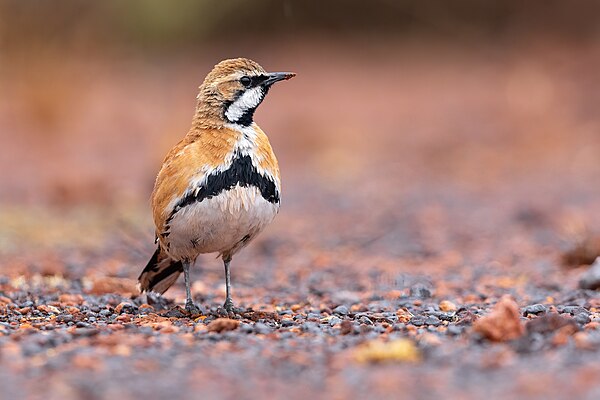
[185,300,201,315]
[223,298,236,315]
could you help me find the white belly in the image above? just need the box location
[166,185,279,261]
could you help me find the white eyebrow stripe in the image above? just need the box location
[225,86,264,122]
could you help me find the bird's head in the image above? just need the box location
[195,58,295,127]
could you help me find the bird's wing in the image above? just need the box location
[253,125,281,188]
[151,127,239,237]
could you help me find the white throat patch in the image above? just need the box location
[225,87,264,122]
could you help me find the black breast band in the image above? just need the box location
[166,154,279,223]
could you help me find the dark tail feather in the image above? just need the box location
[138,246,183,295]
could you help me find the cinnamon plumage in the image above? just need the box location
[138,58,295,314]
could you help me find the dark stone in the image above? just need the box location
[56,314,73,323]
[302,322,320,334]
[281,319,294,327]
[447,324,462,335]
[333,305,349,315]
[526,313,579,335]
[239,323,254,334]
[523,304,547,316]
[393,323,406,331]
[561,306,588,316]
[574,312,591,325]
[254,323,271,334]
[410,284,432,299]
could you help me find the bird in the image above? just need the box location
[137,58,295,314]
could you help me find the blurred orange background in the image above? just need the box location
[1,1,600,267]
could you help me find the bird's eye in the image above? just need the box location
[240,76,252,87]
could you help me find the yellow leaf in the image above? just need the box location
[354,339,421,364]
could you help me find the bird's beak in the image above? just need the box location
[263,72,296,86]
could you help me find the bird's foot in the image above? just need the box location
[223,298,236,316]
[185,300,201,316]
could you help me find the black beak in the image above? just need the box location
[263,72,296,86]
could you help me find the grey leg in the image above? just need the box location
[183,261,200,315]
[223,256,235,313]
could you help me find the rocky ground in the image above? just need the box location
[2,176,600,399]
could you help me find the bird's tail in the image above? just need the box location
[137,246,183,295]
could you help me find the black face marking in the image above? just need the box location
[232,105,255,127]
[240,74,269,88]
[167,153,279,223]
[223,77,273,127]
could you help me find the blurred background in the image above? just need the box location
[1,0,600,282]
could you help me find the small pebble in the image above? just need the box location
[447,324,462,335]
[439,300,457,312]
[239,323,254,334]
[410,284,432,299]
[359,324,373,334]
[57,314,73,323]
[302,322,320,334]
[333,305,349,315]
[393,323,406,331]
[574,312,591,325]
[340,320,354,335]
[254,323,271,334]
[561,306,587,315]
[523,304,547,316]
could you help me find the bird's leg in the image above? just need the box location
[223,256,235,314]
[183,260,200,315]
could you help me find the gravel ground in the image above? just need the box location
[2,177,600,400]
